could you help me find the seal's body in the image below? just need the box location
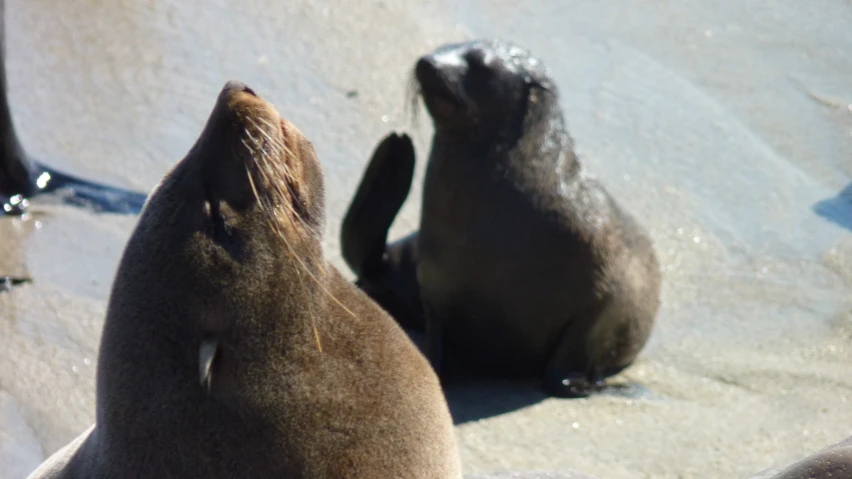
[28,81,462,478]
[342,40,661,397]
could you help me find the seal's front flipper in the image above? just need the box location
[542,370,605,399]
[341,133,415,279]
[542,319,606,399]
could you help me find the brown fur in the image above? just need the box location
[28,81,462,479]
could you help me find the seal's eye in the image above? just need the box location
[205,192,243,260]
[208,198,231,242]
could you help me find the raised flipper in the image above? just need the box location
[341,133,427,331]
[341,132,415,279]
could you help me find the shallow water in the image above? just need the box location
[1,0,850,478]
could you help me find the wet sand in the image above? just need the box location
[1,0,851,478]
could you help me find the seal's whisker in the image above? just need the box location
[253,117,304,188]
[244,151,356,324]
[243,118,311,233]
[404,71,421,128]
[246,116,298,184]
[245,162,323,353]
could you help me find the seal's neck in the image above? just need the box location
[432,99,580,185]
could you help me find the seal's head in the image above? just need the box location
[414,39,557,137]
[132,79,327,333]
[98,81,330,450]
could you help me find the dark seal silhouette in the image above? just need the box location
[341,39,661,398]
[27,81,462,479]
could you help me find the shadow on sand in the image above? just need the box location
[813,183,852,231]
[406,329,659,425]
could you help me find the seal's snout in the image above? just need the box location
[415,56,443,91]
[415,53,465,110]
[222,80,257,97]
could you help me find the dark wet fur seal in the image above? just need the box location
[27,81,462,478]
[341,39,661,398]
[0,0,146,216]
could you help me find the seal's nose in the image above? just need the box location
[415,56,444,91]
[223,80,256,97]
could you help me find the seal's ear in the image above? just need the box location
[199,339,220,393]
[341,133,415,280]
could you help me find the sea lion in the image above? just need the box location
[27,81,462,478]
[341,39,661,398]
[0,0,146,216]
[747,434,852,479]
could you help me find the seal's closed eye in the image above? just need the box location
[205,191,243,260]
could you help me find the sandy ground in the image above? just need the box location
[1,0,850,478]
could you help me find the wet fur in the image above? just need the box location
[28,82,461,478]
[341,39,661,397]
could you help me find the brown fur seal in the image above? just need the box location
[27,81,462,478]
[0,0,145,216]
[747,435,852,479]
[341,39,661,398]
